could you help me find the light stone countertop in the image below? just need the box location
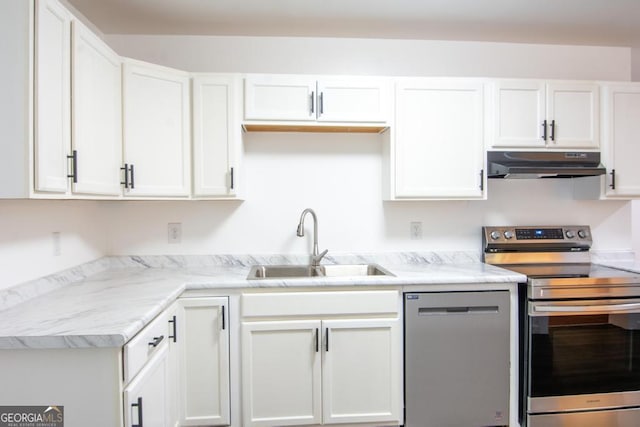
[0,253,527,349]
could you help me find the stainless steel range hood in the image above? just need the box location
[487,151,606,179]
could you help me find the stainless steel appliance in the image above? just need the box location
[487,151,606,179]
[483,225,640,427]
[404,291,510,427]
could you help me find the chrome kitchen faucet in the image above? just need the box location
[296,208,328,267]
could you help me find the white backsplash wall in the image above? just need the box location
[103,132,631,256]
[0,200,108,290]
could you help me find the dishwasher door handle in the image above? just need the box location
[418,306,499,315]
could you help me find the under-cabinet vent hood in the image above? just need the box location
[487,151,606,179]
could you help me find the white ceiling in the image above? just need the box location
[67,0,640,47]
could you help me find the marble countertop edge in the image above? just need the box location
[2,250,634,351]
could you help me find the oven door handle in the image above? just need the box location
[533,302,640,314]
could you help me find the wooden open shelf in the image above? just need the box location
[242,124,388,134]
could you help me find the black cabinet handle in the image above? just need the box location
[148,335,164,347]
[541,120,547,141]
[121,164,134,189]
[479,169,484,191]
[310,91,315,114]
[67,150,78,183]
[315,328,319,353]
[325,328,329,352]
[121,163,129,188]
[221,305,226,330]
[129,164,135,189]
[610,169,616,190]
[230,167,234,190]
[319,92,324,115]
[550,120,556,142]
[168,316,177,343]
[132,397,143,427]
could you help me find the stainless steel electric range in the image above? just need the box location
[483,225,640,427]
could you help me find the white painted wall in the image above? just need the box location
[106,35,631,81]
[1,33,636,291]
[0,200,108,289]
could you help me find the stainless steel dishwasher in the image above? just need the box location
[404,291,510,427]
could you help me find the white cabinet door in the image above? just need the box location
[316,78,389,123]
[547,82,599,149]
[192,75,239,197]
[124,343,169,427]
[491,80,599,149]
[34,0,71,193]
[123,59,191,197]
[244,75,316,121]
[492,80,546,148]
[395,79,485,199]
[322,318,401,425]
[242,320,322,427]
[179,297,230,426]
[603,84,640,197]
[166,304,180,427]
[71,20,122,196]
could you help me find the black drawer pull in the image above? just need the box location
[148,335,164,347]
[132,397,143,427]
[168,316,177,343]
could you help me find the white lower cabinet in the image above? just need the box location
[124,343,170,427]
[241,291,402,427]
[321,319,400,425]
[178,297,231,426]
[242,320,323,426]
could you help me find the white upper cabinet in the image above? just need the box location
[34,0,71,193]
[392,78,485,199]
[245,75,316,121]
[315,77,390,123]
[491,80,599,149]
[33,0,123,197]
[192,74,242,198]
[602,83,640,198]
[71,20,122,196]
[244,74,390,124]
[123,59,191,197]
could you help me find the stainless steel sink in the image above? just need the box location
[247,264,393,280]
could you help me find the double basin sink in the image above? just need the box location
[247,264,394,279]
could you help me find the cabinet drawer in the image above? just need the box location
[242,290,399,318]
[123,310,171,384]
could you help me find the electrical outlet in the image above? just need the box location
[168,223,182,244]
[410,222,423,240]
[52,232,61,256]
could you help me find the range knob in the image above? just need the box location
[565,230,576,239]
[490,231,501,240]
[578,229,588,239]
[504,230,514,240]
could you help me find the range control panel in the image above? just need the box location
[483,225,592,248]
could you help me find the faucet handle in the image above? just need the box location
[313,249,329,266]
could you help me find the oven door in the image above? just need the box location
[528,298,640,416]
